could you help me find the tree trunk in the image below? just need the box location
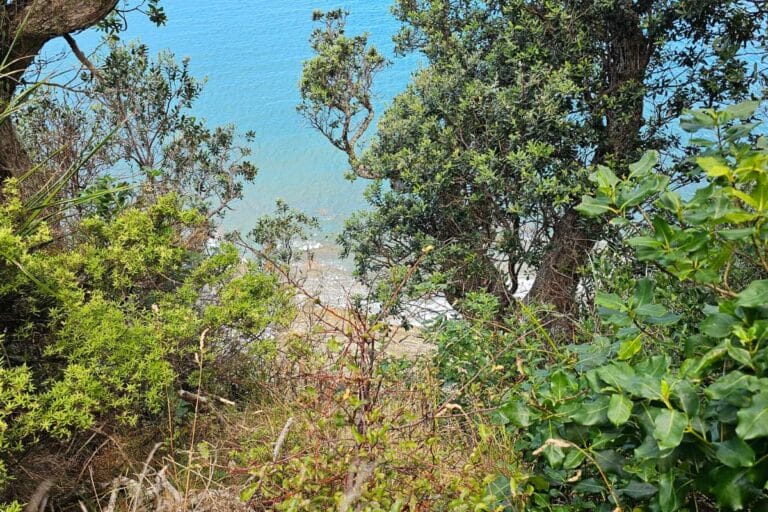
[0,111,32,181]
[0,0,118,181]
[526,208,596,334]
[524,4,652,336]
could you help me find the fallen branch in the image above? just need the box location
[178,389,236,407]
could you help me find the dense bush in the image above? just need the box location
[0,181,292,493]
[451,103,768,511]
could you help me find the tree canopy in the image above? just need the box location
[301,0,768,328]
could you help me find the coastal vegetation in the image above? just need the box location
[1,1,768,511]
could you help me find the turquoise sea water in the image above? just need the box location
[44,1,418,242]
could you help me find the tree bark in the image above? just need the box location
[526,208,597,334]
[524,4,652,336]
[0,0,118,181]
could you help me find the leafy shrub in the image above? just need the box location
[482,102,768,511]
[0,182,292,492]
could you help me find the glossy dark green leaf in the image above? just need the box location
[706,371,761,401]
[572,478,605,494]
[653,409,687,450]
[607,393,633,426]
[714,437,756,468]
[658,472,681,512]
[736,280,768,308]
[634,278,654,305]
[672,380,699,417]
[620,480,658,499]
[571,396,610,426]
[736,392,768,440]
[709,466,758,510]
[701,313,737,338]
[594,450,625,475]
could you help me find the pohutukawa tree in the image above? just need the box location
[300,1,768,332]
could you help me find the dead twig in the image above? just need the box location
[24,479,53,512]
[272,417,294,462]
[130,442,162,512]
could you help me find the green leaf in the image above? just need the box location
[635,303,668,317]
[498,401,532,428]
[718,228,755,241]
[720,101,760,122]
[735,280,768,308]
[726,341,753,368]
[653,409,687,450]
[736,392,768,440]
[628,150,659,178]
[607,393,633,426]
[689,137,715,147]
[709,466,758,510]
[651,216,674,246]
[658,191,683,213]
[550,370,576,402]
[701,313,737,338]
[572,478,604,494]
[595,291,625,311]
[620,481,658,499]
[697,156,732,178]
[571,396,610,425]
[563,449,585,469]
[672,380,699,417]
[617,337,642,361]
[706,371,761,401]
[576,195,614,216]
[681,109,716,133]
[645,312,682,326]
[714,437,756,468]
[688,343,728,377]
[595,363,635,391]
[593,165,620,191]
[240,483,259,502]
[634,278,654,305]
[541,442,565,467]
[658,472,681,512]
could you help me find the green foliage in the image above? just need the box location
[304,0,767,311]
[18,40,257,222]
[249,198,319,266]
[298,9,388,173]
[473,104,768,511]
[0,355,34,486]
[0,182,292,491]
[234,362,509,511]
